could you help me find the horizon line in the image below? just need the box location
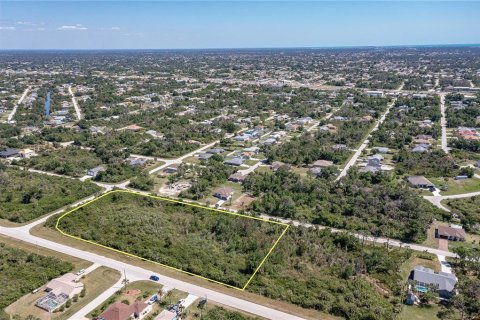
[1,43,480,51]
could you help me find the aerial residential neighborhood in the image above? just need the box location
[0,1,479,320]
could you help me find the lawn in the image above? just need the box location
[0,168,102,223]
[54,190,287,289]
[399,304,440,320]
[429,177,480,196]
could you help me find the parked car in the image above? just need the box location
[149,275,160,281]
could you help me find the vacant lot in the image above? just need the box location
[55,191,287,288]
[0,168,102,223]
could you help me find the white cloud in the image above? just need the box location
[37,27,46,31]
[57,24,87,31]
[16,21,36,26]
[110,26,120,31]
[0,26,15,31]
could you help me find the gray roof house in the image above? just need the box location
[412,265,457,298]
[0,148,19,158]
[407,176,435,189]
[198,153,214,161]
[87,166,105,177]
[206,148,225,154]
[224,157,244,166]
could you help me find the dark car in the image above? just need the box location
[149,275,160,281]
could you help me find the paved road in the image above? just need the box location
[0,224,305,320]
[439,93,449,153]
[7,87,29,123]
[259,214,456,258]
[149,140,220,175]
[336,98,397,181]
[68,85,82,120]
[424,191,480,212]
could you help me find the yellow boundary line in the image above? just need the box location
[55,189,289,291]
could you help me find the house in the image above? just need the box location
[375,147,389,154]
[198,153,214,161]
[18,148,35,158]
[0,148,19,158]
[206,148,225,154]
[233,135,250,142]
[229,172,246,183]
[310,159,334,168]
[243,146,260,154]
[224,157,244,166]
[411,145,428,153]
[366,90,384,97]
[154,310,178,320]
[407,176,435,189]
[262,138,277,146]
[97,301,152,320]
[122,124,144,132]
[309,167,323,176]
[435,225,466,242]
[412,265,457,298]
[213,187,234,200]
[164,164,179,174]
[360,165,380,173]
[87,166,105,177]
[270,161,290,171]
[128,157,149,167]
[36,273,84,312]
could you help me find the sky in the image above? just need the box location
[0,1,479,49]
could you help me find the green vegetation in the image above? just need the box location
[23,147,102,177]
[394,150,460,178]
[0,168,101,223]
[174,157,237,200]
[200,306,261,320]
[244,168,444,243]
[249,227,412,320]
[54,191,286,288]
[444,196,480,234]
[0,243,73,318]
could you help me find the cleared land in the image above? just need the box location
[0,168,102,223]
[55,190,287,289]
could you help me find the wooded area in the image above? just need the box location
[54,191,285,287]
[0,243,73,319]
[0,168,101,223]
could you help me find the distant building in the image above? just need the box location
[229,172,246,183]
[206,148,225,154]
[0,148,19,158]
[310,159,334,168]
[87,166,105,177]
[366,90,384,97]
[435,225,466,242]
[198,153,214,161]
[224,157,244,166]
[213,187,234,200]
[18,148,35,159]
[407,176,434,189]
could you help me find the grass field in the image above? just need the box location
[429,177,480,196]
